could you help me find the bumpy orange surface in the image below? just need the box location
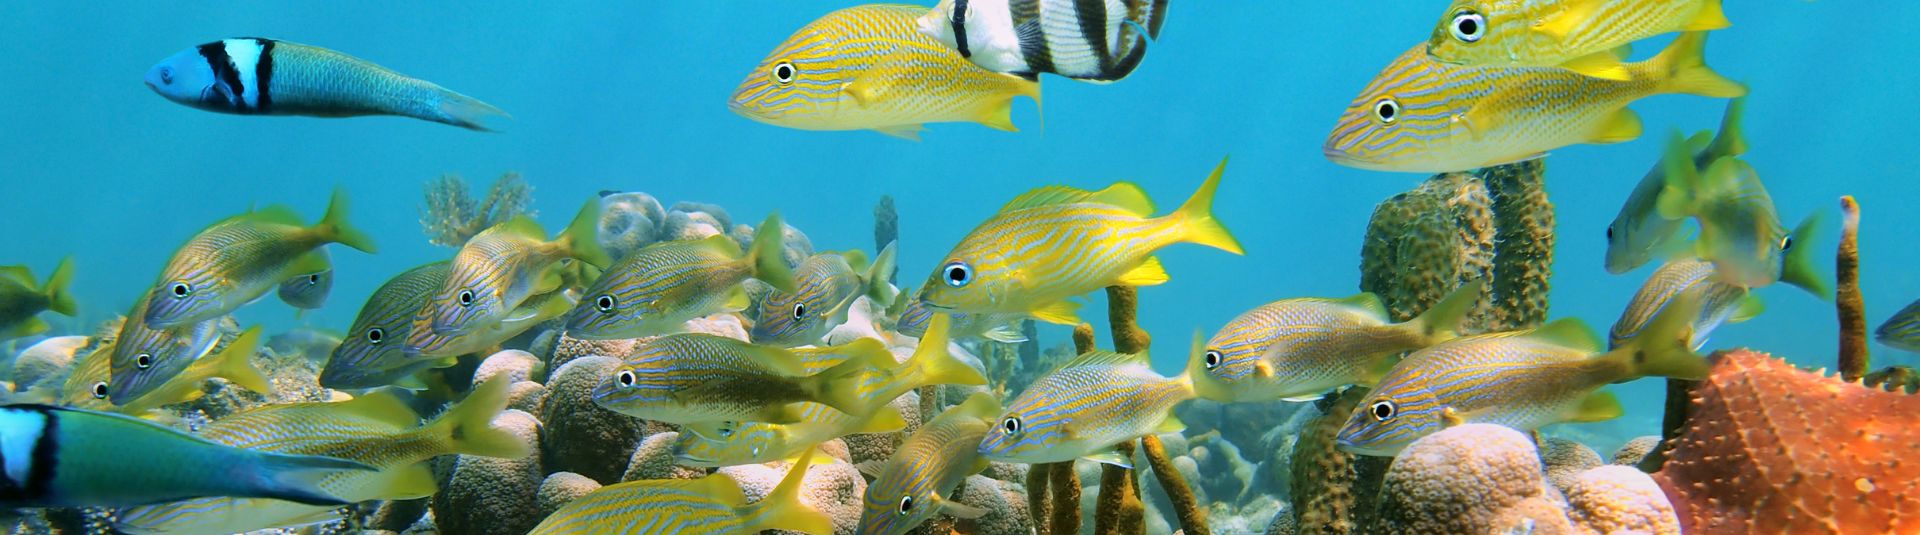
[1653,350,1920,534]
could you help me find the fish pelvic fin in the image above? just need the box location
[316,188,378,254]
[1116,256,1170,287]
[909,314,988,387]
[43,256,77,316]
[214,326,272,395]
[1171,157,1243,254]
[1708,97,1748,158]
[245,450,379,506]
[749,213,798,293]
[742,448,834,535]
[428,376,529,459]
[1403,278,1484,345]
[1559,49,1631,82]
[426,85,512,132]
[375,463,439,500]
[1617,291,1708,380]
[1684,0,1732,31]
[1589,108,1643,145]
[852,404,909,434]
[559,199,612,268]
[1781,211,1831,300]
[1652,32,1746,99]
[1028,300,1083,325]
[1567,390,1625,423]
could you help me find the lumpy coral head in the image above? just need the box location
[1653,350,1920,534]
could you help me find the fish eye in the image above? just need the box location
[1001,416,1022,435]
[159,66,174,85]
[1369,400,1398,421]
[596,295,617,313]
[366,328,384,344]
[1605,224,1614,241]
[772,61,797,85]
[307,273,321,284]
[1780,236,1793,251]
[897,496,914,515]
[792,302,806,320]
[457,290,475,306]
[169,282,192,298]
[135,353,154,370]
[943,261,972,287]
[617,369,637,387]
[1450,10,1485,43]
[1203,350,1223,370]
[1373,98,1399,125]
[90,382,108,399]
[718,423,736,438]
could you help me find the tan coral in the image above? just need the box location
[1359,161,1552,333]
[420,172,535,247]
[1562,465,1680,535]
[1366,423,1574,535]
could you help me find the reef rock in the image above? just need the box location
[1288,389,1387,534]
[952,475,1033,535]
[598,191,665,260]
[1563,465,1679,535]
[548,334,639,371]
[683,313,749,341]
[1611,435,1661,466]
[1653,350,1920,534]
[539,356,645,484]
[11,335,83,391]
[662,210,725,242]
[623,431,706,482]
[536,471,603,519]
[1367,423,1573,535]
[722,458,866,535]
[669,201,734,230]
[505,380,546,415]
[1539,437,1603,495]
[474,349,540,385]
[431,409,544,535]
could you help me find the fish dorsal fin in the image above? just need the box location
[1559,48,1631,82]
[331,388,423,428]
[497,215,549,241]
[950,392,1004,422]
[840,250,871,275]
[0,266,34,287]
[1528,318,1603,354]
[691,473,749,506]
[241,205,306,226]
[1684,130,1713,153]
[1056,350,1149,373]
[1534,0,1605,39]
[1708,97,1747,158]
[1000,182,1154,215]
[693,234,743,256]
[1333,293,1389,318]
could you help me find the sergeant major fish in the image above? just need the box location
[752,244,897,347]
[0,257,76,341]
[1605,98,1745,274]
[144,190,375,329]
[1425,0,1729,80]
[528,448,832,535]
[978,349,1193,466]
[425,201,609,337]
[917,0,1171,82]
[857,392,1001,535]
[567,214,797,340]
[145,38,510,131]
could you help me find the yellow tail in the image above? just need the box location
[1617,291,1709,380]
[1172,157,1243,255]
[42,256,76,316]
[214,326,271,394]
[748,213,798,293]
[559,199,612,268]
[316,188,378,254]
[906,314,988,388]
[1652,32,1746,99]
[425,376,530,459]
[742,448,834,535]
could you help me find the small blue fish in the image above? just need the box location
[146,38,509,131]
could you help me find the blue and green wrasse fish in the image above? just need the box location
[143,190,375,329]
[528,447,833,535]
[857,392,1000,535]
[917,0,1171,82]
[567,214,797,340]
[1323,32,1745,173]
[978,349,1193,466]
[1877,297,1920,353]
[1605,98,1746,274]
[425,200,609,337]
[320,262,449,390]
[918,158,1241,326]
[115,326,272,415]
[1425,0,1728,80]
[1189,280,1481,403]
[674,404,906,468]
[752,244,897,347]
[278,268,332,312]
[0,404,372,508]
[1656,136,1828,296]
[1609,258,1761,351]
[891,292,1026,343]
[591,334,894,425]
[109,293,228,403]
[113,378,527,535]
[0,257,76,341]
[1335,294,1706,456]
[729,4,1042,140]
[406,284,578,360]
[145,38,509,131]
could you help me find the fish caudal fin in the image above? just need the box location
[215,326,272,394]
[427,376,530,459]
[865,242,900,304]
[43,257,77,316]
[1652,32,1746,99]
[1781,212,1831,300]
[1172,157,1243,255]
[802,355,888,418]
[750,213,799,293]
[743,448,834,535]
[246,451,379,506]
[374,463,439,500]
[560,200,612,268]
[852,405,908,434]
[1620,291,1709,380]
[1683,0,1732,31]
[1708,97,1747,158]
[316,188,378,254]
[909,314,988,388]
[427,85,512,132]
[1402,279,1484,345]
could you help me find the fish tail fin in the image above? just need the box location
[909,314,988,387]
[1781,211,1832,300]
[743,447,833,535]
[1683,0,1732,31]
[1620,291,1710,380]
[373,463,439,500]
[749,213,798,293]
[559,199,612,268]
[1402,279,1484,345]
[865,242,899,304]
[803,356,885,418]
[316,188,378,254]
[1655,131,1705,220]
[1132,0,1171,39]
[427,86,512,132]
[214,326,272,394]
[1653,32,1746,99]
[851,405,909,434]
[42,256,76,316]
[246,451,378,506]
[1708,97,1747,158]
[1172,157,1243,255]
[425,376,530,459]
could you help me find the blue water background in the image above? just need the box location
[3,3,1915,448]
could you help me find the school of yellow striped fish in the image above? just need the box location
[0,1,1905,534]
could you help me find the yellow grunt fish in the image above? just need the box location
[857,393,1001,535]
[1655,136,1827,295]
[144,190,375,329]
[1608,258,1760,350]
[528,448,832,535]
[591,334,894,425]
[1604,98,1745,275]
[425,200,609,337]
[917,158,1241,325]
[978,350,1193,466]
[115,326,272,415]
[1324,32,1744,174]
[729,4,1042,140]
[1425,0,1730,80]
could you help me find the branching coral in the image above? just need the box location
[420,172,535,247]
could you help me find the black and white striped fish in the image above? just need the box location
[917,0,1171,82]
[144,38,509,131]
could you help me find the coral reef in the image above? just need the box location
[1481,160,1554,331]
[1539,437,1603,495]
[420,172,534,247]
[623,431,706,482]
[1358,161,1552,332]
[1610,436,1661,466]
[430,409,544,535]
[1837,195,1866,381]
[1864,365,1920,393]
[1562,466,1680,535]
[1093,441,1144,535]
[538,356,645,484]
[597,191,665,261]
[1652,350,1920,534]
[1367,424,1573,535]
[1049,462,1082,535]
[474,349,541,385]
[1027,458,1054,535]
[548,334,639,370]
[1286,388,1385,534]
[953,475,1035,535]
[535,472,601,519]
[722,458,866,535]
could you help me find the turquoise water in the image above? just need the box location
[4,2,1916,456]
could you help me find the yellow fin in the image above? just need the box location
[1028,300,1083,326]
[910,314,988,387]
[1652,32,1746,98]
[1529,318,1604,354]
[1333,293,1389,318]
[330,389,422,429]
[976,96,1020,132]
[851,405,908,434]
[1684,0,1731,31]
[1559,50,1630,81]
[428,377,529,458]
[1589,108,1643,144]
[724,285,752,312]
[1535,0,1605,39]
[1116,256,1170,287]
[1001,182,1153,215]
[1172,157,1243,254]
[741,448,834,535]
[1729,292,1764,323]
[1154,413,1186,434]
[1567,390,1625,423]
[872,124,925,141]
[374,464,439,500]
[213,326,271,395]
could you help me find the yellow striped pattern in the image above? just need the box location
[1426,0,1728,70]
[1607,257,1752,349]
[858,393,999,535]
[977,351,1192,464]
[729,4,1040,137]
[425,216,570,337]
[1193,297,1425,403]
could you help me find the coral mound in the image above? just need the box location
[1368,424,1572,535]
[1653,350,1920,534]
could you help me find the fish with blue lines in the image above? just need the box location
[1424,0,1729,80]
[145,38,510,131]
[1878,297,1920,353]
[674,404,906,468]
[528,447,833,535]
[113,377,527,535]
[591,333,894,425]
[1335,293,1706,456]
[796,315,987,406]
[1655,133,1828,296]
[320,262,451,390]
[1605,98,1746,274]
[114,325,272,415]
[1190,280,1481,404]
[858,392,1001,535]
[729,4,1042,140]
[406,282,579,360]
[978,349,1193,466]
[890,292,1026,343]
[107,293,243,404]
[917,0,1171,82]
[0,257,75,341]
[424,200,609,337]
[568,214,796,340]
[1609,258,1761,351]
[143,190,375,329]
[918,158,1241,326]
[1323,32,1746,174]
[0,404,372,508]
[752,244,897,347]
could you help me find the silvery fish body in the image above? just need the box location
[277,268,332,311]
[143,191,374,329]
[144,38,509,131]
[1608,258,1759,350]
[108,293,226,404]
[566,217,794,341]
[321,262,447,390]
[977,350,1192,465]
[858,393,1000,535]
[590,334,882,425]
[918,0,1169,81]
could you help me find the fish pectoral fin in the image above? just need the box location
[1028,300,1083,325]
[1588,109,1643,144]
[853,460,886,478]
[872,124,926,141]
[1116,256,1171,287]
[1154,413,1186,434]
[1558,50,1631,82]
[1081,449,1134,469]
[1533,0,1605,39]
[1440,406,1466,427]
[1568,390,1626,423]
[1253,360,1276,378]
[1729,292,1766,323]
[724,285,753,312]
[938,495,991,519]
